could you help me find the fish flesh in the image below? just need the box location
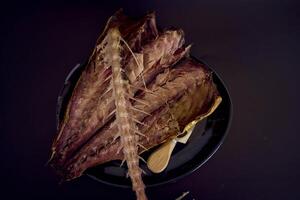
[49,10,221,200]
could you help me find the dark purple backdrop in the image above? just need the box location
[1,1,300,199]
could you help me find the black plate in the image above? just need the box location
[56,58,232,188]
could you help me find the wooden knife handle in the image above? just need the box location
[147,139,177,173]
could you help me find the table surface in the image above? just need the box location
[1,1,300,199]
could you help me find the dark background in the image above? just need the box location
[1,0,300,199]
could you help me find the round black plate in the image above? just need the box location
[56,58,232,188]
